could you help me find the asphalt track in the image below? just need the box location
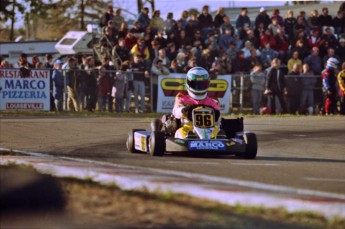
[1,116,345,195]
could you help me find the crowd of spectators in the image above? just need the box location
[1,3,345,114]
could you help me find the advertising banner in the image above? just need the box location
[157,74,232,113]
[0,69,50,111]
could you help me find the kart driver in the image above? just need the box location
[171,67,221,139]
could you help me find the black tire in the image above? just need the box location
[149,131,166,156]
[236,133,257,159]
[127,129,145,153]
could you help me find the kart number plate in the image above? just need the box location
[193,112,214,128]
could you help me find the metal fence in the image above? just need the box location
[0,67,324,113]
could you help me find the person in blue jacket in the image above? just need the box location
[52,60,65,111]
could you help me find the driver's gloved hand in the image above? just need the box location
[182,104,196,120]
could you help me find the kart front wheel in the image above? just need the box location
[236,133,257,159]
[149,131,166,156]
[127,129,145,153]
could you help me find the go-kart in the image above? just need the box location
[126,105,257,159]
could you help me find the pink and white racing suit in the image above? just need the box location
[172,92,220,139]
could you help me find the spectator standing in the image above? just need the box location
[307,10,319,29]
[114,64,127,112]
[65,57,80,112]
[179,10,189,30]
[318,7,333,27]
[197,5,214,39]
[338,61,345,115]
[214,7,226,29]
[165,12,176,33]
[100,6,114,28]
[286,63,302,114]
[97,57,113,112]
[151,59,170,112]
[271,9,284,27]
[255,7,270,29]
[85,57,97,112]
[264,58,287,114]
[52,60,64,111]
[132,55,149,113]
[333,10,345,36]
[304,47,323,75]
[150,10,165,34]
[250,64,266,114]
[137,7,151,30]
[44,54,55,111]
[299,63,317,115]
[284,10,297,41]
[236,8,251,33]
[44,54,53,69]
[79,55,89,110]
[322,57,339,114]
[113,8,124,31]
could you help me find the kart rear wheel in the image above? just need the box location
[127,129,145,153]
[149,131,166,156]
[236,133,257,159]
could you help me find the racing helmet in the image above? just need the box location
[326,57,339,69]
[186,67,210,100]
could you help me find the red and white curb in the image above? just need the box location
[1,148,344,219]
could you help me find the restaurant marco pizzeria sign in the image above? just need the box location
[0,69,50,111]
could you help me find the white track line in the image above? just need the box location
[1,148,344,200]
[304,177,345,183]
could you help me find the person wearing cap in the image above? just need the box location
[52,60,64,111]
[322,57,339,114]
[338,61,345,115]
[255,7,270,29]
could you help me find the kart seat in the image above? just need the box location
[220,118,244,138]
